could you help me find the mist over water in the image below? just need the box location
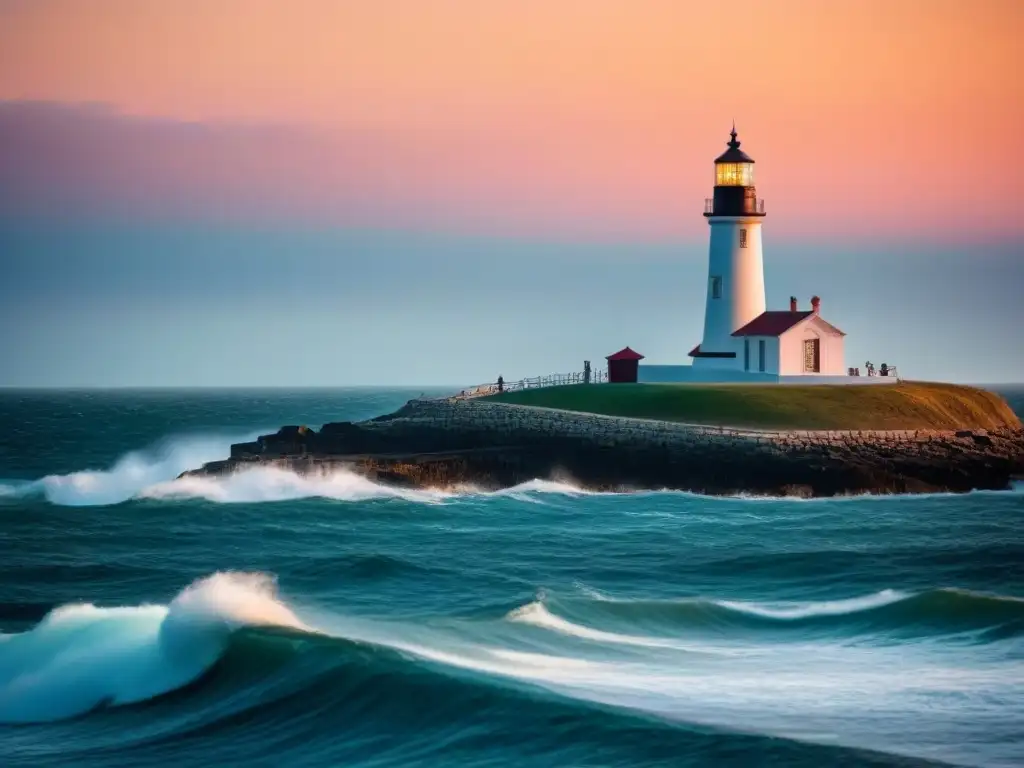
[1,387,1023,767]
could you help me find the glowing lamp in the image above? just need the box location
[715,161,754,187]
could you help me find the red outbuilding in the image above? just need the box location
[605,347,645,383]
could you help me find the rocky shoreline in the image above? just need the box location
[179,397,1024,497]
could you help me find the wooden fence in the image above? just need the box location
[453,369,608,399]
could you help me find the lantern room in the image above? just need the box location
[715,161,754,187]
[713,124,755,183]
[704,124,765,218]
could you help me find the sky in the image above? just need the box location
[0,0,1022,386]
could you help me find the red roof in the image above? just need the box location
[606,346,645,361]
[732,311,814,337]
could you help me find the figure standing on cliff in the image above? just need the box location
[497,375,504,393]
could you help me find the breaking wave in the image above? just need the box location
[0,572,305,723]
[0,434,252,506]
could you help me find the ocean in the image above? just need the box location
[1,387,1022,767]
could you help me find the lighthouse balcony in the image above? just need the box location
[704,197,766,217]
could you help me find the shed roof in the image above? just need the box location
[606,346,645,361]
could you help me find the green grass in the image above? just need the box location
[486,382,1022,431]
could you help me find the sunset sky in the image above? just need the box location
[1,0,1022,385]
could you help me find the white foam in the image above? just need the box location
[0,481,29,499]
[494,479,593,496]
[717,590,907,620]
[572,581,613,601]
[142,467,453,504]
[22,434,250,506]
[369,615,1017,768]
[0,572,305,723]
[506,600,686,650]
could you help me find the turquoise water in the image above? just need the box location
[1,387,1022,767]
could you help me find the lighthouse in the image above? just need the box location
[690,125,767,368]
[634,124,853,383]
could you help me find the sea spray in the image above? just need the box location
[4,433,259,506]
[142,466,456,505]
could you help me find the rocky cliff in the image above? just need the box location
[180,397,1024,497]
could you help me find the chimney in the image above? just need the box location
[811,295,821,314]
[789,296,798,312]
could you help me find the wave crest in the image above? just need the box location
[717,590,907,620]
[508,588,1024,643]
[0,572,304,723]
[507,600,690,650]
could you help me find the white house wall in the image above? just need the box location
[779,317,846,375]
[739,335,780,374]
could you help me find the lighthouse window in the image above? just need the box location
[715,162,754,187]
[739,229,748,248]
[710,276,722,299]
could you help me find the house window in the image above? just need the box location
[739,229,748,249]
[758,339,766,372]
[744,339,750,371]
[710,276,722,299]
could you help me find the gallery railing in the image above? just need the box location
[703,197,766,215]
[451,369,608,400]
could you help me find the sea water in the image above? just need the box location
[1,387,1022,767]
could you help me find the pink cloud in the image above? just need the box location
[0,101,1018,242]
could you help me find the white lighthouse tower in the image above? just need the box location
[690,125,766,369]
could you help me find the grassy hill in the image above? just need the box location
[486,382,1021,431]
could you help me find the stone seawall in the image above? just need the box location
[379,397,982,450]
[188,397,1024,497]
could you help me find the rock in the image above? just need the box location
[778,484,815,498]
[180,400,1024,499]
